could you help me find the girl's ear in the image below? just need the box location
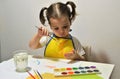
[69,29,72,32]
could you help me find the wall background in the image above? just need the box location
[0,0,120,79]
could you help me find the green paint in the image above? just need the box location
[71,74,103,79]
[72,67,78,70]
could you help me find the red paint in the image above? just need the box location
[66,68,72,70]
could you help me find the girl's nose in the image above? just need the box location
[59,29,64,34]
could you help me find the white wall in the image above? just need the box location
[0,0,120,79]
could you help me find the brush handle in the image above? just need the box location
[27,71,36,79]
[35,26,53,37]
[36,70,43,79]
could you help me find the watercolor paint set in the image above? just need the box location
[53,66,101,76]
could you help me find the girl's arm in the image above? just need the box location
[29,33,42,49]
[29,26,49,49]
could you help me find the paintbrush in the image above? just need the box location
[35,26,53,37]
[33,70,40,79]
[27,71,36,79]
[35,26,56,41]
[36,70,43,79]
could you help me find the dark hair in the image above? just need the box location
[39,1,76,25]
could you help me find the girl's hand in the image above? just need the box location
[64,49,85,60]
[37,26,49,37]
[64,50,75,59]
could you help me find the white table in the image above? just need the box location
[0,55,114,79]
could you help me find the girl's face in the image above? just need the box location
[50,16,71,38]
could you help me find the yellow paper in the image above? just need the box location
[26,73,72,79]
[26,74,38,79]
[26,73,103,79]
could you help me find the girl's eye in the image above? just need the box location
[54,28,59,30]
[63,26,68,29]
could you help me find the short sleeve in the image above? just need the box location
[39,36,50,47]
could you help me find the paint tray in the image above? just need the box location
[53,66,101,76]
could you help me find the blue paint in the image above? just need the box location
[36,60,40,65]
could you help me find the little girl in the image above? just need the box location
[29,1,86,60]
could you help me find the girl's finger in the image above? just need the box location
[43,27,49,36]
[64,53,74,59]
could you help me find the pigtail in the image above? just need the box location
[66,1,76,21]
[39,7,47,25]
